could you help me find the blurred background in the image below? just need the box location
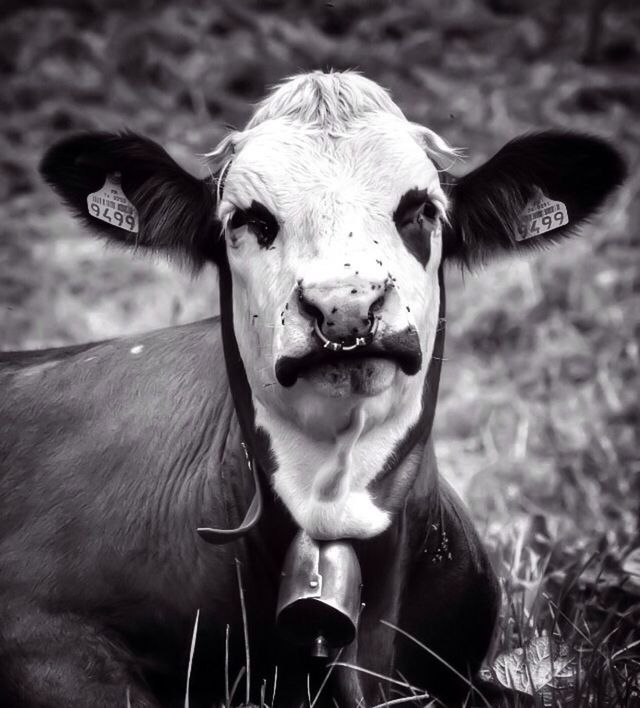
[0,0,639,693]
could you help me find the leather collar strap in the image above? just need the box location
[392,268,445,460]
[197,250,268,544]
[198,442,263,544]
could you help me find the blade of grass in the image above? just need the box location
[371,692,435,708]
[330,662,424,694]
[612,638,640,662]
[551,552,599,636]
[225,624,230,708]
[229,666,246,707]
[235,557,251,706]
[271,664,278,708]
[310,648,343,708]
[184,608,200,708]
[260,677,267,708]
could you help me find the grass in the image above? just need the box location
[483,522,640,706]
[177,526,639,706]
[181,566,639,706]
[2,1,639,706]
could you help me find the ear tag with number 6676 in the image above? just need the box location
[87,173,139,233]
[516,190,568,242]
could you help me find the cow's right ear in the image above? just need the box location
[40,132,221,268]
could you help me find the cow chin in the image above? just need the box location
[300,357,397,399]
[279,360,411,441]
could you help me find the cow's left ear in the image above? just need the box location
[40,132,221,268]
[442,131,627,266]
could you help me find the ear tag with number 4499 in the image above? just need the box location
[87,173,139,233]
[516,191,568,242]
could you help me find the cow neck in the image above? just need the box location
[197,255,446,545]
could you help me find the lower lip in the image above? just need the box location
[299,358,397,398]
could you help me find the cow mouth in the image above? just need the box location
[275,328,422,389]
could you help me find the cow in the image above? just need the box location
[0,71,625,708]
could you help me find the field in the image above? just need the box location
[0,1,638,705]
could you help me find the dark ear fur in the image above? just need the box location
[442,131,627,266]
[40,132,221,267]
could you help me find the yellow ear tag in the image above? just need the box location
[516,190,568,242]
[87,172,139,233]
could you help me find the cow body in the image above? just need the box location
[0,70,625,707]
[0,319,497,707]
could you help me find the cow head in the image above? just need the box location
[41,71,625,540]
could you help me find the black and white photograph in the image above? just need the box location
[0,1,638,706]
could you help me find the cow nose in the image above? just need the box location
[298,279,387,348]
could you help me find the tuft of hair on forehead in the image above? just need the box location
[247,70,405,130]
[205,70,460,175]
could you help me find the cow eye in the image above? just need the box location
[420,200,438,222]
[229,201,279,249]
[394,189,439,231]
[393,189,438,266]
[401,199,438,228]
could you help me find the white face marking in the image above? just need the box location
[213,74,451,539]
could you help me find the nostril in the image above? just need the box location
[298,294,325,326]
[370,295,385,314]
